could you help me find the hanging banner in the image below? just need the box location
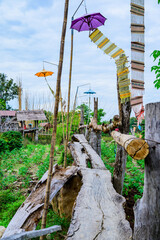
[131,0,145,124]
[89,28,131,103]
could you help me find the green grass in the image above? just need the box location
[101,138,144,199]
[0,142,70,230]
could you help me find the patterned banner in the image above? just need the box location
[89,29,131,103]
[131,0,145,124]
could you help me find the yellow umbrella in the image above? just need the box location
[35,68,54,77]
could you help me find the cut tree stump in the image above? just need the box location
[67,134,132,240]
[111,131,149,160]
[2,165,78,238]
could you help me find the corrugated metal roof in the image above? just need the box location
[16,110,47,121]
[0,111,16,117]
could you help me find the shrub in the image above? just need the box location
[1,131,23,151]
[0,139,8,153]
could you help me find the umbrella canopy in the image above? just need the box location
[71,12,106,32]
[35,69,54,77]
[84,89,96,94]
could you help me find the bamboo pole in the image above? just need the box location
[64,23,74,167]
[60,91,65,142]
[68,86,78,138]
[40,0,69,237]
[18,80,22,111]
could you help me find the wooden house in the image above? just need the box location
[16,110,47,141]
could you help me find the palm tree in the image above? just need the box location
[40,0,70,238]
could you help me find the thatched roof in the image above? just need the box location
[16,110,47,121]
[0,111,16,117]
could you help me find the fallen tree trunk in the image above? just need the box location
[2,165,78,238]
[1,225,61,240]
[111,131,149,160]
[67,135,132,239]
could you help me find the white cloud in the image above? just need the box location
[0,0,159,119]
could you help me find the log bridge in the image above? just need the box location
[2,134,132,240]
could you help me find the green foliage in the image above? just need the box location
[158,0,160,4]
[77,104,91,124]
[130,117,137,129]
[101,138,144,199]
[0,190,25,227]
[0,98,6,110]
[1,131,23,151]
[0,73,19,109]
[151,50,160,89]
[0,139,8,153]
[44,110,53,124]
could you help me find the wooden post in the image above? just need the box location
[79,105,85,135]
[134,102,160,240]
[40,0,69,237]
[64,23,74,168]
[112,76,131,194]
[88,98,101,156]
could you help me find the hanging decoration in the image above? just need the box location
[131,0,145,124]
[89,28,131,103]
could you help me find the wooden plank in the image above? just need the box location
[67,168,132,240]
[2,165,78,238]
[1,226,61,240]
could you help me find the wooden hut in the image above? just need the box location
[16,110,47,141]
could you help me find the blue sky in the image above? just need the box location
[0,0,160,120]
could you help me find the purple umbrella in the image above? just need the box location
[71,12,106,32]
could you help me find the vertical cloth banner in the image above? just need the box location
[89,29,131,103]
[131,0,145,124]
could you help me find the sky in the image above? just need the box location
[0,0,160,120]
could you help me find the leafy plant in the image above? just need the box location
[0,139,8,153]
[0,73,19,110]
[151,50,160,89]
[1,131,23,151]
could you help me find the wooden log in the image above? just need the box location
[1,225,61,240]
[68,142,88,168]
[111,131,149,160]
[88,115,121,133]
[134,102,160,240]
[79,106,85,135]
[88,128,101,156]
[72,134,106,170]
[2,165,78,238]
[67,168,132,240]
[88,98,101,156]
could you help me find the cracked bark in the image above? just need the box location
[67,134,132,240]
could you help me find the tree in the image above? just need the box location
[0,73,18,109]
[151,50,160,89]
